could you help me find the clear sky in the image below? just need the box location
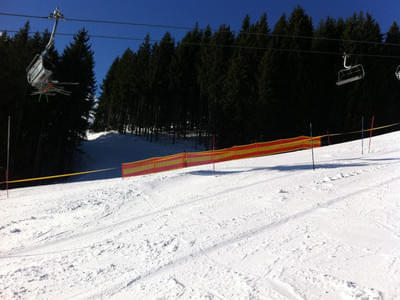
[0,0,399,96]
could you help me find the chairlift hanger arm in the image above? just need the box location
[41,8,64,57]
[343,53,351,69]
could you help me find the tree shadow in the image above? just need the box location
[358,157,400,162]
[188,162,369,176]
[338,157,400,162]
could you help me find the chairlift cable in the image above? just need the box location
[66,17,194,31]
[2,11,400,48]
[3,28,400,59]
[0,12,48,20]
[0,12,193,30]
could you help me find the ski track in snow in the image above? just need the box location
[1,131,400,299]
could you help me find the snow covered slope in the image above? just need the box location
[1,131,400,299]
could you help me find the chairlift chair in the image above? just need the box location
[26,55,53,90]
[336,54,365,86]
[26,8,78,97]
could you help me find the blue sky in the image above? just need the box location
[1,0,399,96]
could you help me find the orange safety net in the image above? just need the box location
[121,135,321,178]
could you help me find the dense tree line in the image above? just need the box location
[93,6,400,148]
[0,23,95,184]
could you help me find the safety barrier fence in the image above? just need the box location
[320,122,400,139]
[0,168,116,185]
[121,136,322,178]
[2,121,400,187]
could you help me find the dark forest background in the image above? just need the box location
[93,7,400,147]
[1,6,400,183]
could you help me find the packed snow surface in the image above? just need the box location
[1,131,400,299]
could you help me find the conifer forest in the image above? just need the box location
[1,6,400,182]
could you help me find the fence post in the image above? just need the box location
[6,116,10,198]
[310,122,315,171]
[368,115,375,153]
[327,130,331,145]
[361,115,364,155]
[212,134,216,174]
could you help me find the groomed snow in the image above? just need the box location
[1,131,400,299]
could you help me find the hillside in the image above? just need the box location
[1,131,400,299]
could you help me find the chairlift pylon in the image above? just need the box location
[26,7,78,97]
[336,53,365,86]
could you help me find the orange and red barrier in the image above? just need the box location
[121,135,321,178]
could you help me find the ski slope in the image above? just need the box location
[1,131,400,299]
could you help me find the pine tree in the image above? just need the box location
[173,24,203,139]
[115,48,136,133]
[132,35,152,135]
[202,25,235,147]
[197,25,213,145]
[55,28,96,171]
[221,15,265,146]
[92,57,120,131]
[149,32,175,139]
[258,14,290,139]
[286,6,314,134]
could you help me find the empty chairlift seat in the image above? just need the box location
[336,54,365,86]
[336,64,365,86]
[26,55,53,89]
